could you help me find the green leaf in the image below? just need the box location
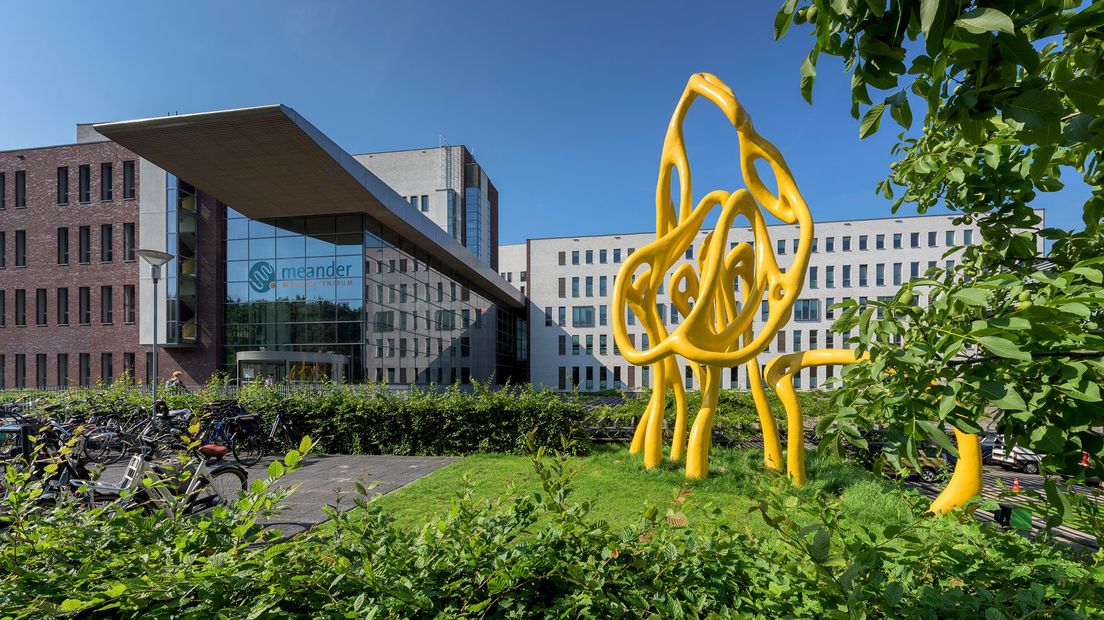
[920,0,940,37]
[299,435,313,454]
[268,460,286,479]
[954,8,1014,34]
[1005,90,1064,145]
[800,51,818,104]
[978,381,1027,410]
[860,103,886,139]
[1058,77,1104,116]
[996,32,1039,72]
[1043,478,1071,521]
[919,420,957,455]
[953,287,988,306]
[976,336,1032,361]
[60,599,84,612]
[1030,426,1065,453]
[888,92,913,130]
[774,0,799,40]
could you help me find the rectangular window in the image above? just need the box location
[57,227,69,264]
[599,249,607,263]
[928,231,937,247]
[57,354,68,386]
[613,248,622,263]
[78,353,90,386]
[892,262,902,286]
[15,289,26,326]
[78,287,90,324]
[825,236,834,252]
[57,288,68,325]
[572,335,580,355]
[14,230,25,267]
[544,306,554,326]
[15,171,26,208]
[964,229,974,244]
[875,234,884,250]
[811,238,818,253]
[123,223,135,261]
[793,299,820,321]
[123,160,136,199]
[761,300,769,321]
[685,245,694,260]
[876,263,885,286]
[100,163,113,201]
[78,165,91,203]
[100,224,113,262]
[859,264,868,287]
[777,239,786,255]
[558,251,566,266]
[842,235,851,251]
[777,330,786,352]
[585,335,594,355]
[420,194,428,212]
[123,285,135,324]
[35,289,46,325]
[585,249,593,264]
[826,265,835,288]
[842,265,852,288]
[0,291,5,327]
[35,354,46,389]
[0,232,4,268]
[558,367,566,390]
[946,230,954,246]
[599,305,608,326]
[124,352,135,379]
[14,354,25,388]
[571,277,580,297]
[793,330,801,352]
[79,226,91,263]
[558,306,566,326]
[893,233,902,249]
[809,266,818,289]
[0,172,5,209]
[585,276,593,296]
[571,306,596,327]
[57,167,69,205]
[826,297,835,320]
[910,262,919,279]
[559,335,567,356]
[571,250,579,265]
[101,286,113,324]
[101,353,113,383]
[599,275,608,297]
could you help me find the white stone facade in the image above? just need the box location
[500,211,1045,391]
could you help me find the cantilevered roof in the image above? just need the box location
[94,105,522,308]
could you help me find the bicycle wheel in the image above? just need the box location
[231,433,265,467]
[183,465,247,515]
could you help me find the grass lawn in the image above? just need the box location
[368,444,922,535]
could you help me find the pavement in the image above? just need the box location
[93,454,457,537]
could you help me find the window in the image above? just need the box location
[0,172,4,209]
[842,265,852,288]
[78,165,91,202]
[585,249,593,264]
[842,236,851,251]
[859,264,868,287]
[571,306,595,327]
[585,335,594,355]
[876,263,885,286]
[558,277,566,298]
[101,353,113,383]
[585,276,593,296]
[825,236,834,252]
[57,227,69,264]
[57,354,68,387]
[826,297,835,320]
[100,224,113,262]
[613,248,622,263]
[558,336,566,356]
[777,330,786,352]
[928,231,937,247]
[56,288,68,325]
[964,229,974,244]
[910,261,919,279]
[793,330,801,352]
[99,163,113,200]
[811,238,818,253]
[893,262,902,285]
[893,233,902,249]
[910,232,919,248]
[571,277,580,297]
[599,305,608,326]
[124,285,135,324]
[123,161,136,199]
[793,299,820,321]
[826,265,835,288]
[0,232,4,268]
[57,167,69,205]
[558,251,566,266]
[946,230,954,246]
[124,352,135,379]
[0,291,5,326]
[100,286,113,324]
[572,336,580,355]
[15,171,26,208]
[544,306,553,326]
[777,239,785,255]
[599,276,607,297]
[79,226,91,263]
[123,223,135,261]
[35,289,46,325]
[78,287,90,324]
[15,354,25,388]
[792,238,799,253]
[571,250,579,265]
[78,354,91,386]
[876,234,885,250]
[858,235,867,251]
[685,245,694,260]
[15,289,26,326]
[809,266,818,289]
[761,300,769,321]
[36,354,47,389]
[420,195,428,212]
[14,230,25,267]
[599,249,607,263]
[558,306,566,326]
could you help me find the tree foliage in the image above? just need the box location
[777,0,1104,482]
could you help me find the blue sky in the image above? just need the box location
[0,1,1087,243]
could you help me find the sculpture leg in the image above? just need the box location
[928,428,983,515]
[771,364,807,486]
[747,358,782,471]
[629,389,655,454]
[685,368,720,480]
[669,362,689,462]
[642,363,668,470]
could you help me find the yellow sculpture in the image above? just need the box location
[611,73,982,514]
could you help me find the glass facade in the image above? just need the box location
[223,208,523,384]
[165,175,198,344]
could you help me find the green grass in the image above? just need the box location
[368,445,919,535]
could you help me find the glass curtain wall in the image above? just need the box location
[224,209,521,384]
[165,175,198,344]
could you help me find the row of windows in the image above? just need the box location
[557,275,610,298]
[775,229,973,255]
[558,247,633,267]
[0,351,139,389]
[375,365,472,385]
[554,364,840,392]
[0,224,135,269]
[0,161,135,210]
[806,259,953,289]
[373,336,472,359]
[0,286,135,327]
[406,194,429,213]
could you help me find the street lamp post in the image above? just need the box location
[137,249,174,401]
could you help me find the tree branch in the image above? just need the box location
[947,350,1104,367]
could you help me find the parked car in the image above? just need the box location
[989,435,1043,474]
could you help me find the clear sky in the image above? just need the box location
[0,1,1087,244]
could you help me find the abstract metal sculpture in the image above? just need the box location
[611,73,981,514]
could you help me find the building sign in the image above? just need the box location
[248,259,357,293]
[249,261,276,293]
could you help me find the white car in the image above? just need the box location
[990,436,1042,474]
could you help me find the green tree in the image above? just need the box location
[777,1,1104,483]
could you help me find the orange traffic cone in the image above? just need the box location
[1011,478,1022,493]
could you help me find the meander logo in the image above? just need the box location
[249,261,276,293]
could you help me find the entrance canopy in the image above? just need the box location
[93,105,522,309]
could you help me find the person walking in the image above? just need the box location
[164,370,185,393]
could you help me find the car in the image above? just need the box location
[989,436,1043,474]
